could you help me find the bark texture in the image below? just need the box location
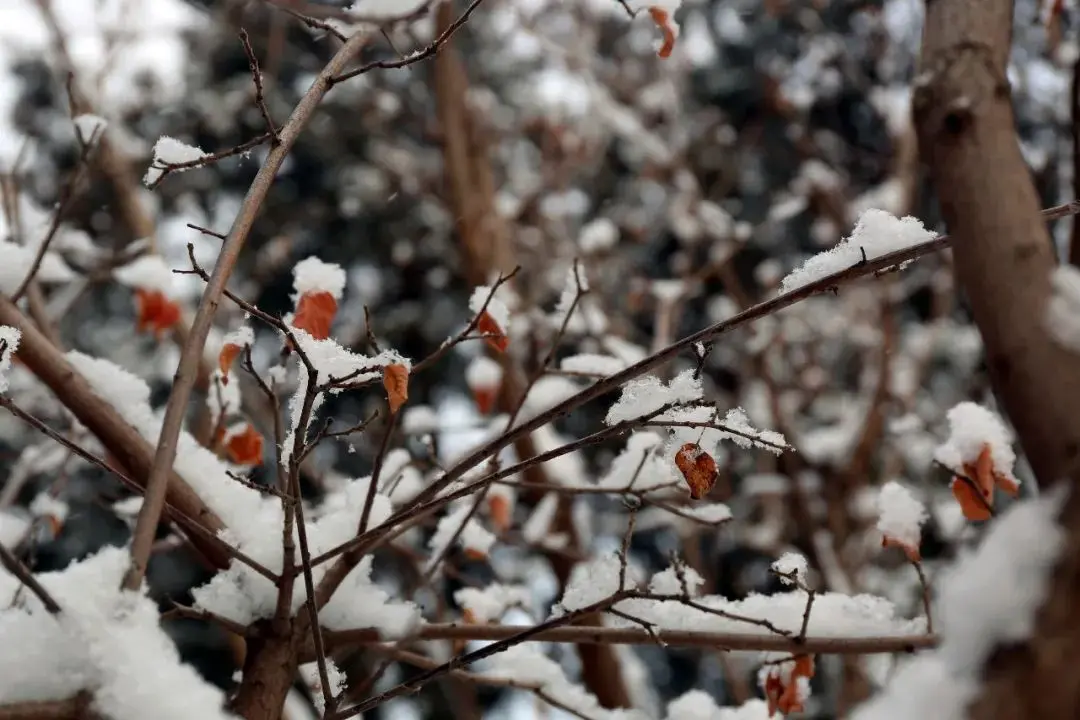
[914,0,1080,485]
[914,0,1080,717]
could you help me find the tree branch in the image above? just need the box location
[124,29,372,591]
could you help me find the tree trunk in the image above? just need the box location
[913,0,1080,485]
[914,0,1080,717]
[231,625,298,720]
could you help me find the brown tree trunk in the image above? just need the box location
[913,0,1080,485]
[231,626,299,720]
[430,3,630,708]
[914,0,1080,717]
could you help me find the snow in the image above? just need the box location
[560,353,627,376]
[772,552,808,586]
[0,507,30,548]
[0,325,20,393]
[299,658,345,715]
[292,257,348,300]
[469,284,512,333]
[612,584,923,640]
[144,136,207,186]
[0,241,77,294]
[465,355,503,389]
[73,113,107,143]
[665,691,773,720]
[779,209,936,294]
[425,502,496,572]
[651,279,686,303]
[852,490,1066,718]
[550,264,590,330]
[206,370,241,422]
[850,654,976,720]
[1047,264,1080,353]
[649,563,704,596]
[933,401,1018,486]
[553,553,629,615]
[320,556,421,637]
[596,432,676,493]
[64,350,418,633]
[579,217,619,253]
[402,405,439,434]
[680,503,733,524]
[113,255,177,293]
[482,644,645,720]
[282,329,409,466]
[936,489,1066,673]
[0,547,234,719]
[29,492,68,526]
[877,481,926,555]
[0,0,205,165]
[605,370,703,425]
[712,407,788,454]
[520,375,582,417]
[221,324,254,352]
[347,0,430,20]
[454,583,532,623]
[522,492,560,544]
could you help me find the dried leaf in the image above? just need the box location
[473,386,498,414]
[134,288,181,338]
[218,343,243,382]
[464,547,488,562]
[881,533,921,562]
[383,363,409,413]
[971,444,995,501]
[674,442,717,500]
[225,424,264,466]
[489,494,512,532]
[292,290,338,340]
[764,671,784,717]
[962,443,1021,503]
[951,477,992,522]
[648,7,677,58]
[476,310,509,353]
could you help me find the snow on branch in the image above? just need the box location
[0,547,234,719]
[779,209,936,294]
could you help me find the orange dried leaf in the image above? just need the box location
[464,547,488,562]
[997,473,1021,498]
[383,363,409,413]
[648,7,677,58]
[972,444,996,501]
[292,290,338,340]
[44,514,64,538]
[951,478,992,522]
[462,608,479,624]
[764,671,784,717]
[134,288,181,338]
[218,343,243,381]
[674,443,717,500]
[792,654,815,680]
[473,386,498,414]
[489,494,512,532]
[225,424,264,466]
[476,310,509,353]
[881,534,921,562]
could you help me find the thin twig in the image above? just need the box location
[331,0,488,84]
[0,544,61,613]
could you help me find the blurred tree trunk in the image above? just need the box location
[431,1,631,709]
[914,0,1080,717]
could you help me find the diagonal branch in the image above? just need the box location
[124,29,373,592]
